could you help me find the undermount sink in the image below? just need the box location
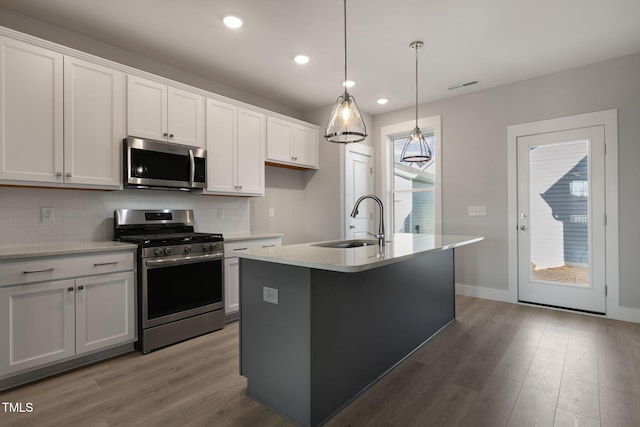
[312,239,379,249]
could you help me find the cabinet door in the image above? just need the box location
[224,257,240,314]
[0,280,75,375]
[266,116,294,164]
[293,124,319,169]
[0,36,63,183]
[75,271,135,355]
[127,75,168,141]
[168,86,205,148]
[237,108,265,196]
[64,56,124,187]
[206,98,237,193]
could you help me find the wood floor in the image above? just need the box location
[1,295,639,426]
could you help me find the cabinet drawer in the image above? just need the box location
[0,251,135,287]
[224,238,281,258]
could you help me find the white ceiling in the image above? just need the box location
[2,0,640,114]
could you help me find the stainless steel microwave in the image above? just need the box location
[123,137,206,191]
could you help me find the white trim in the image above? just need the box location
[506,109,631,321]
[340,143,375,239]
[380,115,442,236]
[456,283,513,303]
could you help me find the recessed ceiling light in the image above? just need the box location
[222,15,243,29]
[342,80,355,88]
[377,98,389,105]
[294,55,310,65]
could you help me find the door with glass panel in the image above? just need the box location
[517,126,605,313]
[392,135,435,234]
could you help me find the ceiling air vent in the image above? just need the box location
[447,80,479,90]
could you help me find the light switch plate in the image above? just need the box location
[468,205,487,216]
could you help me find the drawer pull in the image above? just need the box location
[94,262,118,267]
[67,287,74,292]
[23,268,54,274]
[262,244,276,248]
[233,248,248,251]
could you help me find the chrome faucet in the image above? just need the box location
[350,194,385,246]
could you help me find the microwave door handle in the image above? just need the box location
[189,149,195,187]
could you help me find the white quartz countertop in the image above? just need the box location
[222,233,283,242]
[0,241,138,261]
[235,233,484,273]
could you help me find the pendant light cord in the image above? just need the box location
[343,0,348,97]
[415,44,419,127]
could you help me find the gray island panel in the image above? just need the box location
[240,247,456,426]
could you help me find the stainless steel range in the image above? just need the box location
[114,209,224,353]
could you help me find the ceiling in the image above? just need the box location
[2,0,640,114]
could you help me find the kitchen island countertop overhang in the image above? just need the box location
[234,233,484,272]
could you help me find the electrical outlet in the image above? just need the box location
[268,208,275,218]
[263,286,278,304]
[217,208,224,219]
[41,207,55,223]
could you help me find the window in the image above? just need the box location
[392,134,436,234]
[381,115,441,237]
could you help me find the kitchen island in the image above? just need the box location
[237,233,483,427]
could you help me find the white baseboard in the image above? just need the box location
[455,283,513,303]
[456,282,640,324]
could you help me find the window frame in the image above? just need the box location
[380,115,442,237]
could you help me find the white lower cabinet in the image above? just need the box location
[0,279,76,374]
[224,257,240,314]
[224,237,282,315]
[75,272,135,355]
[0,252,135,378]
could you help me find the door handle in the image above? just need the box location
[349,225,355,229]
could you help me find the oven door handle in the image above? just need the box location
[145,252,223,268]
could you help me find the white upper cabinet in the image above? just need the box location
[206,98,264,196]
[0,36,123,188]
[64,56,124,187]
[0,35,64,183]
[127,75,205,148]
[266,116,319,169]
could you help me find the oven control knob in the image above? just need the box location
[203,243,212,251]
[184,245,192,253]
[164,247,173,256]
[155,248,164,257]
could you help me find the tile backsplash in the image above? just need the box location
[0,187,250,247]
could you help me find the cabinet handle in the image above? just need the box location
[163,132,169,137]
[23,268,54,274]
[238,185,243,189]
[56,172,63,178]
[66,172,72,178]
[94,262,118,267]
[233,248,248,251]
[169,133,174,138]
[78,285,84,291]
[262,244,275,248]
[67,287,74,292]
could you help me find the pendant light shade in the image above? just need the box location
[401,41,432,162]
[324,0,367,143]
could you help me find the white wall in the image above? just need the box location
[0,187,250,247]
[372,52,640,310]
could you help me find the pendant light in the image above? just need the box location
[400,41,433,162]
[324,0,367,143]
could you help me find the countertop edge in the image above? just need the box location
[221,233,284,242]
[0,242,139,261]
[236,235,484,273]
